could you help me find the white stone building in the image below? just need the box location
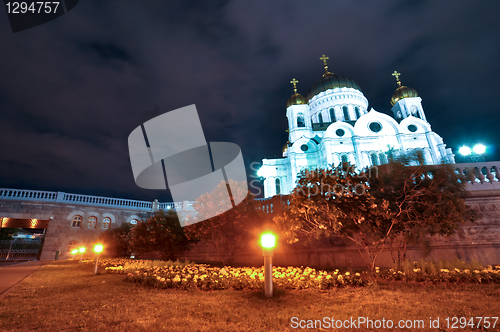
[258,56,455,198]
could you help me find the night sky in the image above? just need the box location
[1,0,499,203]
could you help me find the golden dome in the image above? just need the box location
[390,85,418,106]
[282,141,290,153]
[286,93,307,108]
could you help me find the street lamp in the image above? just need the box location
[93,244,103,274]
[459,144,486,162]
[260,232,276,298]
[78,246,86,263]
[71,249,78,260]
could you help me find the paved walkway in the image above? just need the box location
[0,261,47,300]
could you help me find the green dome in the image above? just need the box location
[286,93,307,108]
[306,73,362,100]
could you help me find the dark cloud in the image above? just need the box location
[0,0,499,202]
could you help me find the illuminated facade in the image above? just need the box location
[259,56,455,198]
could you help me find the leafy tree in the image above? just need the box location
[130,210,192,261]
[98,222,133,257]
[275,162,476,271]
[184,180,266,265]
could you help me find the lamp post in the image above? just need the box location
[459,144,486,162]
[260,232,276,298]
[93,244,103,274]
[78,246,85,263]
[71,249,78,260]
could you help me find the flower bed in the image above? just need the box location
[97,259,500,291]
[100,259,365,291]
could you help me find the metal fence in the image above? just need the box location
[0,239,42,260]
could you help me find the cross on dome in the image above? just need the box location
[392,70,402,87]
[319,54,333,76]
[290,78,299,93]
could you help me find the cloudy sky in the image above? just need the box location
[0,0,499,203]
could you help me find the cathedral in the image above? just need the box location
[258,55,455,198]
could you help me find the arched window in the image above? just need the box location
[412,107,420,119]
[343,106,349,121]
[87,216,97,228]
[355,107,361,119]
[318,113,323,124]
[379,153,387,165]
[130,219,138,225]
[102,217,111,230]
[341,154,348,164]
[297,113,305,127]
[371,153,379,166]
[275,178,281,195]
[67,240,78,252]
[71,215,82,228]
[329,108,336,122]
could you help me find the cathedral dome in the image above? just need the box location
[390,85,418,106]
[306,73,362,100]
[286,93,307,108]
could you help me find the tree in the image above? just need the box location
[130,210,192,261]
[275,162,476,271]
[98,222,133,257]
[184,180,266,265]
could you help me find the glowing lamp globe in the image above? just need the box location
[459,146,471,156]
[261,232,276,249]
[71,249,78,255]
[473,144,486,155]
[79,247,86,253]
[94,244,103,253]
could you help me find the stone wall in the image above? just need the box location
[0,200,151,260]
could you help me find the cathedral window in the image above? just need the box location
[130,219,138,225]
[275,178,281,195]
[369,122,382,133]
[336,128,345,137]
[408,124,417,132]
[343,106,349,121]
[87,216,97,228]
[329,108,336,122]
[71,215,82,228]
[297,113,305,127]
[355,107,361,119]
[341,154,348,164]
[300,144,309,152]
[371,153,379,166]
[379,153,387,165]
[318,113,323,124]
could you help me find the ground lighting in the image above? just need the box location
[78,246,86,263]
[260,232,276,298]
[93,244,103,274]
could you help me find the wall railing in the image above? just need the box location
[0,188,188,211]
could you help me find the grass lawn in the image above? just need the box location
[0,261,499,331]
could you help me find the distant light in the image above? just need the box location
[257,165,275,178]
[94,244,103,253]
[79,247,86,253]
[71,249,78,254]
[459,146,471,156]
[261,232,276,249]
[473,144,486,155]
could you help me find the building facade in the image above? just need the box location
[259,56,455,198]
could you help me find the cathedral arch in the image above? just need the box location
[370,152,379,166]
[318,113,323,124]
